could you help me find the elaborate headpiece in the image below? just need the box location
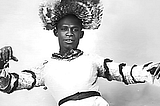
[39,0,103,30]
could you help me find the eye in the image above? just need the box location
[73,28,79,32]
[60,26,68,31]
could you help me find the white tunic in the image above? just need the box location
[44,53,102,102]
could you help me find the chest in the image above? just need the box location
[44,56,98,84]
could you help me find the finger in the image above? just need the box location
[11,56,18,62]
[2,48,7,63]
[0,50,4,68]
[154,64,160,77]
[151,64,160,83]
[4,48,10,63]
[157,70,160,79]
[6,46,18,61]
[6,46,13,60]
[156,70,160,79]
[147,67,157,75]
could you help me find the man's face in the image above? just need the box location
[55,15,84,52]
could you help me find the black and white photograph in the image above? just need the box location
[0,0,160,106]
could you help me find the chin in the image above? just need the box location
[65,46,74,50]
[65,45,77,50]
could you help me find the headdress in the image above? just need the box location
[39,0,103,30]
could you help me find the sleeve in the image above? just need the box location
[96,56,153,85]
[0,60,48,94]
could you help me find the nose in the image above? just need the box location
[66,28,73,37]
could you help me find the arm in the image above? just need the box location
[97,57,157,85]
[0,60,47,94]
[16,60,48,90]
[0,46,47,93]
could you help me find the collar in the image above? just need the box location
[51,49,83,61]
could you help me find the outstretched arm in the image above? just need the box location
[0,46,47,94]
[16,60,47,91]
[0,62,47,94]
[97,58,159,85]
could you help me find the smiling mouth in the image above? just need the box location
[64,39,74,43]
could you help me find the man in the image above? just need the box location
[0,0,160,106]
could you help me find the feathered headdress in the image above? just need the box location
[39,0,103,30]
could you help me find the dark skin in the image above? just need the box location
[0,46,18,69]
[0,15,160,80]
[0,15,84,68]
[53,15,84,55]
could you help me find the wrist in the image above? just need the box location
[0,62,9,69]
[0,63,4,69]
[0,67,9,78]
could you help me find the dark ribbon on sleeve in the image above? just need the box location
[0,73,19,94]
[130,65,145,83]
[22,70,36,90]
[103,58,113,81]
[0,74,12,93]
[119,63,128,85]
[8,73,19,93]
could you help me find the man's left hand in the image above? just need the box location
[145,62,160,83]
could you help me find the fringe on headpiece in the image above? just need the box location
[39,0,103,30]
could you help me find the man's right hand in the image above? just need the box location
[0,46,18,69]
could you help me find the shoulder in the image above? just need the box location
[82,52,105,63]
[29,60,48,73]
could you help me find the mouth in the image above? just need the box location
[64,39,74,43]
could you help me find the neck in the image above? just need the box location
[59,48,73,55]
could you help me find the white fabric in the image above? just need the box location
[44,53,104,102]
